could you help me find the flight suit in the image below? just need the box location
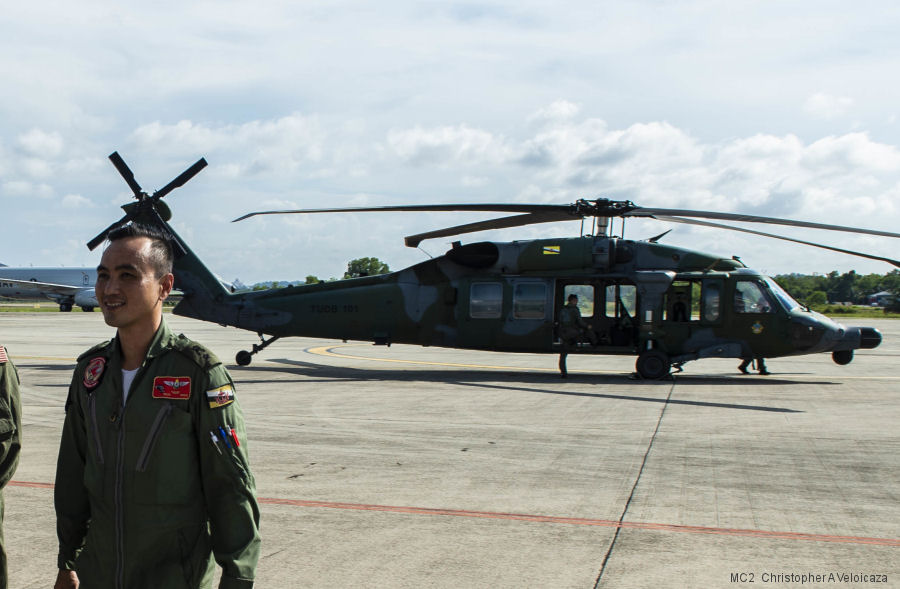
[559,303,585,345]
[0,346,22,589]
[55,320,260,589]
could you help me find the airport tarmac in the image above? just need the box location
[2,312,898,588]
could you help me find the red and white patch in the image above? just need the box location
[0,346,7,363]
[152,376,192,400]
[83,357,106,390]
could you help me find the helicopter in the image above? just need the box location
[87,152,897,379]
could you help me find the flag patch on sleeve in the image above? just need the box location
[206,384,235,408]
[152,376,192,399]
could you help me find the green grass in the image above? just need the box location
[812,306,900,319]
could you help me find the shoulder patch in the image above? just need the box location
[83,357,107,390]
[0,346,7,364]
[173,335,221,370]
[77,340,112,362]
[206,384,235,409]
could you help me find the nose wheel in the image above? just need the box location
[236,333,280,366]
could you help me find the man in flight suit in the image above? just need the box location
[0,345,22,589]
[557,294,598,378]
[54,223,260,588]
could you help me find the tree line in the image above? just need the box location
[774,270,900,307]
[251,257,391,290]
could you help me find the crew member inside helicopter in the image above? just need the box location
[558,294,598,377]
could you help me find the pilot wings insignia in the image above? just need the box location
[152,376,192,400]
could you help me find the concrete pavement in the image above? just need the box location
[2,313,898,588]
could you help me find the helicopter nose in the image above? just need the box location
[858,327,882,349]
[834,326,882,351]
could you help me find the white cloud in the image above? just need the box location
[527,100,581,124]
[803,93,854,120]
[17,128,64,157]
[3,2,900,278]
[1,180,54,198]
[61,193,93,209]
[385,125,509,167]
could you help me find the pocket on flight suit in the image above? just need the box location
[177,522,214,587]
[134,404,202,505]
[0,397,12,442]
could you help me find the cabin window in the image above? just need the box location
[563,284,594,316]
[514,283,547,319]
[703,282,721,322]
[734,281,774,314]
[666,280,721,323]
[664,281,693,321]
[470,282,503,318]
[605,284,636,319]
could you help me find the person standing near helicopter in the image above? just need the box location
[0,344,22,589]
[53,223,260,589]
[558,294,598,377]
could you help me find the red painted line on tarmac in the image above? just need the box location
[9,480,54,489]
[11,480,898,547]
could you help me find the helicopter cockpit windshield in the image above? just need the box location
[763,276,802,312]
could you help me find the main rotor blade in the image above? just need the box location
[233,203,573,223]
[153,158,208,200]
[657,216,900,268]
[404,211,575,247]
[108,151,143,197]
[628,208,900,239]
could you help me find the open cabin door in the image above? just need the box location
[553,278,639,352]
[660,276,725,356]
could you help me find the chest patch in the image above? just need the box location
[206,384,235,409]
[84,357,106,390]
[152,376,192,400]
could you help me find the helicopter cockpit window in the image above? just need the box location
[514,283,547,319]
[734,281,774,314]
[563,285,594,316]
[470,282,503,318]
[764,276,802,312]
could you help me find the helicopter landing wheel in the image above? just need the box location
[832,350,853,365]
[235,333,281,367]
[636,350,671,380]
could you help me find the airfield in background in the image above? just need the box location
[2,313,898,588]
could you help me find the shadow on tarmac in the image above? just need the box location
[233,359,805,413]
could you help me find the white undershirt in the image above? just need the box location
[122,368,139,402]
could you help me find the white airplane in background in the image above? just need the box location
[0,263,243,312]
[0,264,98,311]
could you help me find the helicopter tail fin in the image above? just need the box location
[146,218,237,323]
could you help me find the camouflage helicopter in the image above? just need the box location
[88,153,897,379]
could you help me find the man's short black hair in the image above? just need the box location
[107,223,174,278]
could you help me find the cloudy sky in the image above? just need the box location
[2,1,899,283]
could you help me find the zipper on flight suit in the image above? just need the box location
[114,400,127,589]
[135,402,174,472]
[113,362,142,589]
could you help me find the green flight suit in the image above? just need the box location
[559,303,588,344]
[55,320,260,589]
[0,346,22,589]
